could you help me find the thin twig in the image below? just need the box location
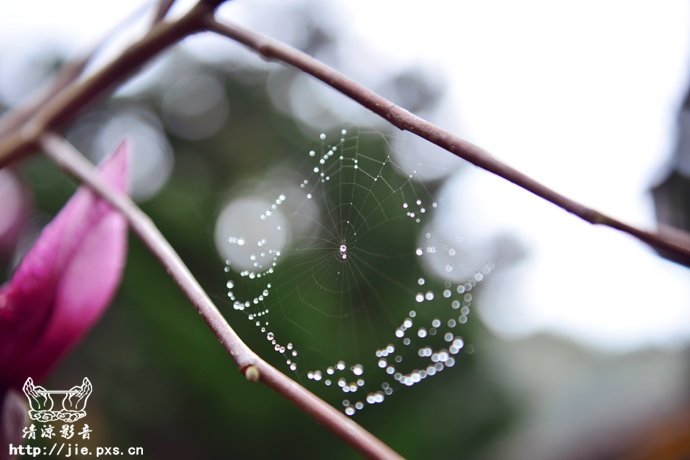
[0,0,160,141]
[152,0,176,25]
[205,18,690,267]
[0,0,215,168]
[0,56,90,141]
[39,133,405,460]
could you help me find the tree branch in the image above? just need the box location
[0,0,215,168]
[205,18,690,267]
[0,1,156,141]
[152,0,176,25]
[38,133,405,460]
[0,55,90,141]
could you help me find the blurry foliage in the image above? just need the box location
[5,38,515,460]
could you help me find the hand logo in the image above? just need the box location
[23,378,54,413]
[62,378,92,412]
[22,377,92,422]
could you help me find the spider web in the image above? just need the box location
[217,126,492,415]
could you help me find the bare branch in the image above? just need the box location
[0,0,215,168]
[39,133,405,460]
[0,1,156,141]
[0,55,90,141]
[206,18,690,268]
[152,0,176,25]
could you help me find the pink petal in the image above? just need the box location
[0,141,130,386]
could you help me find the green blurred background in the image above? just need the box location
[4,3,690,460]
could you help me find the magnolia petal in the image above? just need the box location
[0,141,130,386]
[10,212,128,383]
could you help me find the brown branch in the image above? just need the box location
[0,55,90,141]
[39,133,405,460]
[206,18,690,268]
[0,0,215,168]
[0,1,156,141]
[152,0,176,25]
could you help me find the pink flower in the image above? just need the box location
[0,142,130,387]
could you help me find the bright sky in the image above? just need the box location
[2,0,690,351]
